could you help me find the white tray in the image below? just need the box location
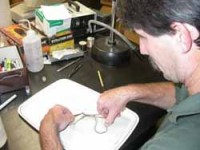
[18,79,139,150]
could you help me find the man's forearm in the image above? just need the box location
[123,82,176,109]
[40,116,63,150]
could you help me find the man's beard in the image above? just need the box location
[148,56,179,82]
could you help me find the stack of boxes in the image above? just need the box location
[35,6,75,55]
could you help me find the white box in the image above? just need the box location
[35,8,71,37]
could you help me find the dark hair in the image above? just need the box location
[117,0,200,46]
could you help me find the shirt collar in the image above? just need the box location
[168,93,200,123]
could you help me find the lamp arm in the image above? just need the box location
[88,20,137,51]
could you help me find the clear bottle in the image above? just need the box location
[23,29,44,72]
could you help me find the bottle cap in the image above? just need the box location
[26,30,35,37]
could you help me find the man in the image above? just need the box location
[40,0,200,149]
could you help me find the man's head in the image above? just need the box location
[117,0,200,83]
[118,0,200,44]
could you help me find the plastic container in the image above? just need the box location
[23,30,44,72]
[0,116,7,148]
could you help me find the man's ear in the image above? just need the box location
[170,22,198,53]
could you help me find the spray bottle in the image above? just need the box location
[21,19,44,72]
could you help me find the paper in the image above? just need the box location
[18,79,139,150]
[52,48,79,60]
[41,5,71,20]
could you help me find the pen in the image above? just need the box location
[0,94,17,110]
[97,70,104,88]
[57,58,81,72]
[67,63,83,78]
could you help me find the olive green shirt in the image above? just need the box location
[141,85,200,150]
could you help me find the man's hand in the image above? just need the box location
[97,82,176,126]
[97,87,129,126]
[40,105,74,150]
[42,104,74,131]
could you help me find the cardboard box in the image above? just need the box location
[0,46,29,94]
[35,8,71,37]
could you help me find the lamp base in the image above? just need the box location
[91,37,130,66]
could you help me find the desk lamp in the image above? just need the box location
[88,0,137,66]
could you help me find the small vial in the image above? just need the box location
[79,41,87,52]
[87,37,95,48]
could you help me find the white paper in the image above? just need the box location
[41,5,71,20]
[18,79,139,150]
[52,49,79,60]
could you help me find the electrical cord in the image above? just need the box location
[88,20,145,61]
[88,20,136,51]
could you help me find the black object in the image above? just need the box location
[69,2,96,38]
[92,36,130,66]
[90,0,133,66]
[67,63,83,78]
[68,0,80,12]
